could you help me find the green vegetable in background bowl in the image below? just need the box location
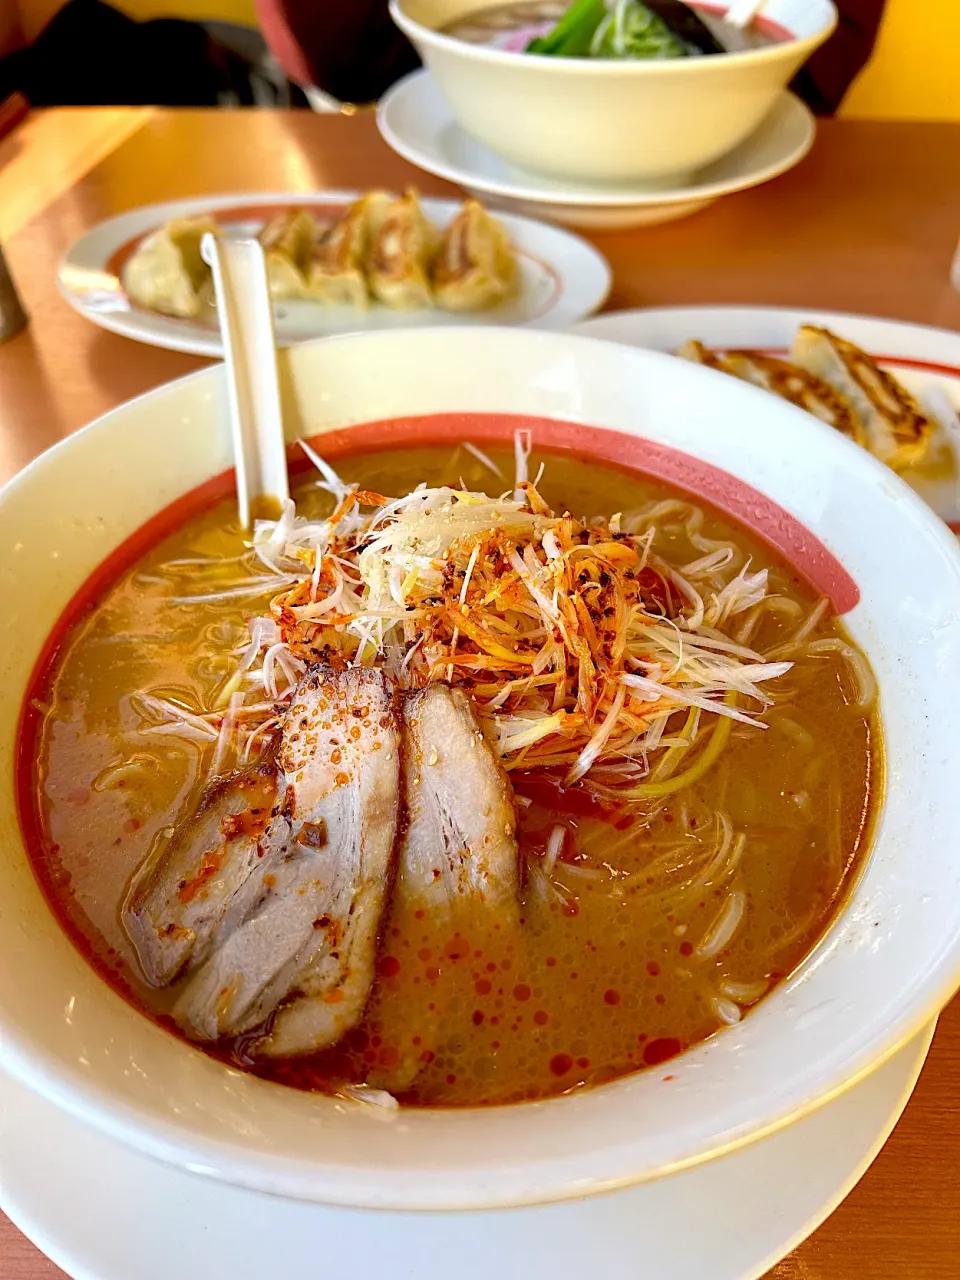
[527,0,725,60]
[525,0,607,57]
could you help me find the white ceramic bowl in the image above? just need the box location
[2,327,960,1213]
[389,0,836,184]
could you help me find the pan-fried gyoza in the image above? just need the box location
[121,193,520,318]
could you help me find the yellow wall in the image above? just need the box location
[841,0,960,122]
[17,0,256,42]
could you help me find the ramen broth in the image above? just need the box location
[442,1,788,52]
[23,446,878,1106]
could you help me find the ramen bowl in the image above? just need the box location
[1,327,960,1212]
[389,0,835,184]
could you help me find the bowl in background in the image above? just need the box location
[389,0,836,185]
[1,327,960,1212]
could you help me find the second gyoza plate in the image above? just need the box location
[575,305,960,527]
[58,190,612,357]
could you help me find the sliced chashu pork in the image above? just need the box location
[368,685,520,1093]
[167,667,400,1054]
[123,763,279,987]
[399,684,519,915]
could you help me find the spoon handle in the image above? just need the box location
[201,233,290,529]
[724,0,765,30]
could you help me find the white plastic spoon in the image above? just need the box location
[724,0,765,29]
[201,232,290,529]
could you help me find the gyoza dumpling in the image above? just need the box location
[366,190,440,311]
[791,325,933,470]
[122,215,219,319]
[258,209,317,301]
[305,192,390,308]
[678,341,863,444]
[433,200,518,313]
[722,349,864,444]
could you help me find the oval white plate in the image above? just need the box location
[58,191,612,356]
[575,305,960,525]
[377,71,815,230]
[0,1021,936,1280]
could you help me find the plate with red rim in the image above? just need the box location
[57,190,612,357]
[573,305,960,528]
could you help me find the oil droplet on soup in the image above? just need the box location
[23,445,879,1106]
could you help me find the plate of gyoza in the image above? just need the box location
[58,188,612,356]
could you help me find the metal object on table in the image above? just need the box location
[0,244,27,342]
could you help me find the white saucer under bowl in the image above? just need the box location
[0,1021,935,1280]
[377,70,816,231]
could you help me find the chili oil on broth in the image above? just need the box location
[26,444,878,1105]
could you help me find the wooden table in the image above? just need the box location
[1,109,959,1279]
